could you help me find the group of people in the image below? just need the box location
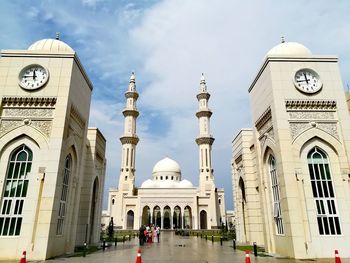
[139,224,160,245]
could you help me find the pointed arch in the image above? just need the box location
[89,177,99,242]
[0,144,33,236]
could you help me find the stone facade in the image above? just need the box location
[232,41,350,259]
[0,39,106,260]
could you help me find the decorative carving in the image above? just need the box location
[125,91,139,100]
[196,110,212,118]
[2,96,56,107]
[289,111,334,120]
[0,120,23,137]
[255,107,271,130]
[196,92,210,101]
[2,108,53,118]
[290,122,339,140]
[195,136,215,145]
[31,120,52,137]
[317,123,339,139]
[290,123,310,139]
[70,105,86,129]
[0,119,51,137]
[120,135,139,145]
[285,99,336,111]
[122,109,139,118]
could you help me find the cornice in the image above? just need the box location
[285,99,337,111]
[196,110,212,118]
[195,136,215,145]
[1,96,57,107]
[122,109,139,118]
[255,106,271,130]
[120,135,139,145]
[196,92,210,101]
[125,91,139,100]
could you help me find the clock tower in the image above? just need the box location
[233,40,350,259]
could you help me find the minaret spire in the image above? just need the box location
[196,74,215,194]
[118,72,139,195]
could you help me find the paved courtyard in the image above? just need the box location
[2,232,349,263]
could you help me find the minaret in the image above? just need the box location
[196,74,215,193]
[118,72,139,195]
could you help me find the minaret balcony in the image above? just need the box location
[120,135,139,145]
[125,91,139,99]
[196,110,212,118]
[196,92,210,101]
[195,136,215,145]
[123,108,139,117]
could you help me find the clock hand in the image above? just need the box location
[33,69,37,80]
[303,73,310,84]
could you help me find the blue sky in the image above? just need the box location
[1,0,350,210]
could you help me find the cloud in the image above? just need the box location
[1,0,350,210]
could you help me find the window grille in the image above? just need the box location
[0,145,32,236]
[269,156,284,234]
[57,155,72,235]
[307,147,341,235]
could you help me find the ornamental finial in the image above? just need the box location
[281,36,285,43]
[130,72,135,81]
[56,32,60,40]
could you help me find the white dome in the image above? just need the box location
[140,179,193,188]
[152,157,181,173]
[179,179,193,188]
[28,39,74,52]
[267,42,312,56]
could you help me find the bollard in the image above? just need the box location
[211,235,214,243]
[102,240,106,251]
[114,237,117,247]
[220,237,223,246]
[83,242,87,257]
[201,233,202,238]
[123,236,125,243]
[197,232,198,237]
[205,235,207,240]
[253,242,257,257]
[233,239,236,250]
[129,235,131,241]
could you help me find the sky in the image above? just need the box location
[1,0,350,210]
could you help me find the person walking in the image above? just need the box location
[139,225,145,246]
[156,225,160,243]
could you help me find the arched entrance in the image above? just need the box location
[239,177,247,240]
[127,210,134,229]
[200,210,207,229]
[173,206,181,229]
[142,206,151,226]
[89,177,98,242]
[184,206,192,229]
[153,206,161,227]
[163,206,171,229]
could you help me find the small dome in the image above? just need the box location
[152,157,181,173]
[267,42,312,56]
[28,39,74,52]
[140,179,156,188]
[179,179,193,188]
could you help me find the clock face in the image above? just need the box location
[294,68,322,94]
[19,64,49,90]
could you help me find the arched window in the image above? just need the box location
[57,155,72,235]
[0,145,33,236]
[307,147,341,235]
[269,156,284,235]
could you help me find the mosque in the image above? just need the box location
[107,73,226,230]
[232,40,350,259]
